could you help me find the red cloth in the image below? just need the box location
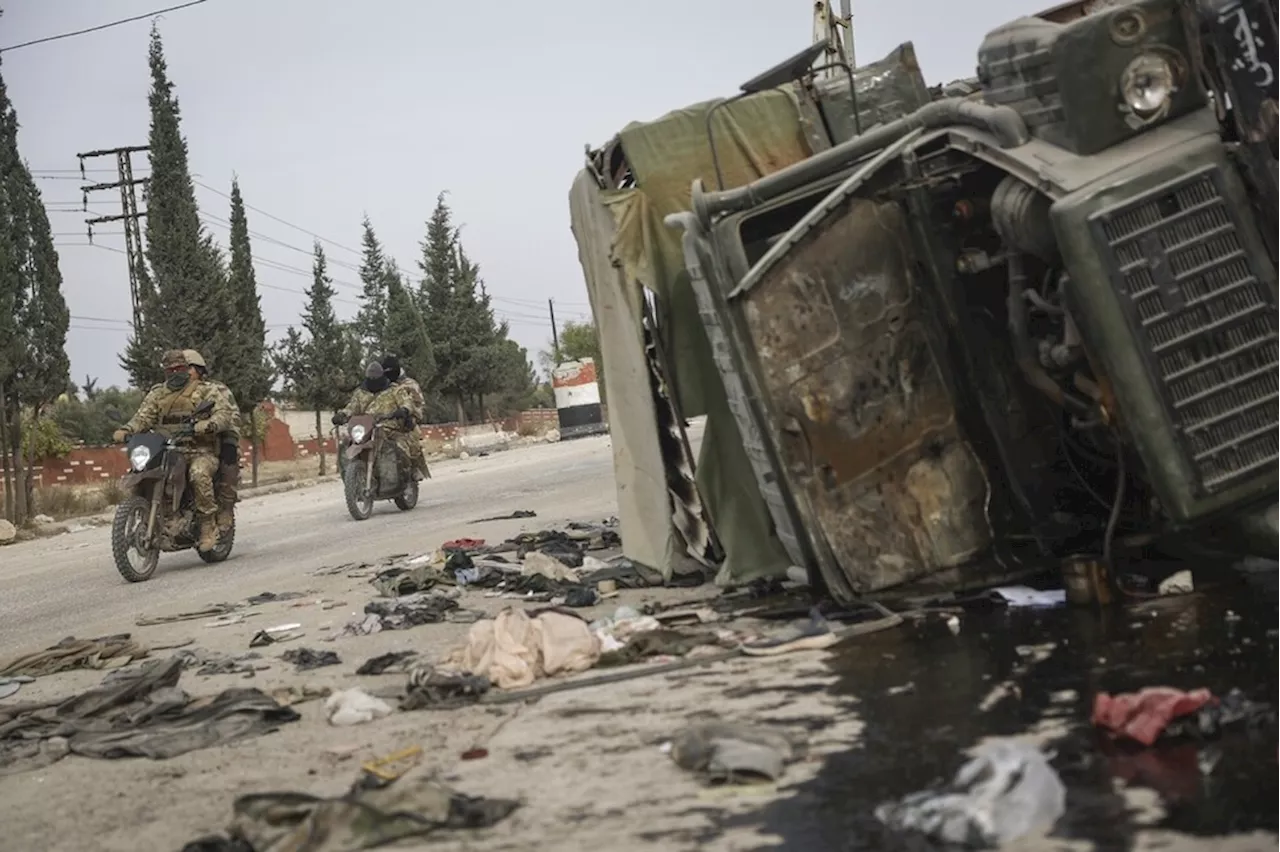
[442,538,485,551]
[1091,687,1216,746]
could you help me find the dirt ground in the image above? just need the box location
[0,431,1274,851]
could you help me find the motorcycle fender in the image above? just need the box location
[346,443,370,461]
[120,468,163,490]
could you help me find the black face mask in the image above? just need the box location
[365,376,389,393]
[166,372,189,391]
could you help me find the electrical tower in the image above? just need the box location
[77,145,149,327]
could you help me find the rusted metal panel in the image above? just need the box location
[739,197,992,593]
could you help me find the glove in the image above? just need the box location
[332,412,349,425]
[112,429,130,444]
[194,420,217,435]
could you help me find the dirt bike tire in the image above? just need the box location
[112,495,160,583]
[344,462,374,521]
[198,517,236,563]
[394,478,419,511]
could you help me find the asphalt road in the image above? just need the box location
[0,434,621,652]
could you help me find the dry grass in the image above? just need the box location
[517,419,551,438]
[27,481,122,521]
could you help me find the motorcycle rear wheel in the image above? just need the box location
[198,516,236,563]
[344,462,374,521]
[394,478,419,511]
[112,495,160,583]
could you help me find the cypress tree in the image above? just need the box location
[354,216,388,354]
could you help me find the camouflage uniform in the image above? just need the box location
[202,377,242,532]
[120,350,236,550]
[393,374,430,479]
[339,382,421,470]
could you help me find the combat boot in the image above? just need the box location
[197,513,220,552]
[216,504,235,534]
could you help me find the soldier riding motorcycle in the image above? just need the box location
[109,349,238,582]
[332,362,422,521]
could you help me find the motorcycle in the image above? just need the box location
[110,399,236,582]
[340,411,420,521]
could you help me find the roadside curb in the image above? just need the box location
[4,473,344,546]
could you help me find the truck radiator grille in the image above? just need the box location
[1095,167,1278,495]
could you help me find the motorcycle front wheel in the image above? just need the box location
[111,495,160,583]
[343,461,374,521]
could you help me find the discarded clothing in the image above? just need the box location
[598,629,723,667]
[180,775,519,852]
[371,564,441,597]
[0,634,149,678]
[875,738,1066,848]
[445,607,601,689]
[0,655,299,776]
[741,614,838,656]
[471,509,536,522]
[442,538,486,552]
[162,648,264,679]
[1093,687,1272,746]
[401,664,491,710]
[324,689,393,727]
[580,556,664,589]
[356,651,418,676]
[249,625,303,648]
[669,723,804,784]
[363,594,459,630]
[522,550,580,583]
[281,648,341,672]
[563,586,599,608]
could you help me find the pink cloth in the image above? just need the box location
[1091,687,1216,746]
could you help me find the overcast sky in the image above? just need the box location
[3,0,1039,390]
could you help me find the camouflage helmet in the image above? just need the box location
[182,349,208,370]
[160,349,189,369]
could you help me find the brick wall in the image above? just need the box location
[35,408,571,485]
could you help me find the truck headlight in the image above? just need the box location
[129,445,152,471]
[349,424,367,443]
[1121,53,1176,119]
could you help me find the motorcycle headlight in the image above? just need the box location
[1121,53,1175,119]
[349,424,367,443]
[129,445,152,471]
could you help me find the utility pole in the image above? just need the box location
[548,298,560,364]
[77,145,149,328]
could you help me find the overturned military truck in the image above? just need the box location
[569,0,1278,604]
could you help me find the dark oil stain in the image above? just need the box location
[699,565,1277,850]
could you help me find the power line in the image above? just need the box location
[191,178,361,257]
[0,0,210,54]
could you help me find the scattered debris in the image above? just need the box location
[668,723,805,784]
[362,594,461,630]
[281,648,341,672]
[597,629,725,667]
[0,675,34,700]
[875,738,1066,847]
[179,774,518,852]
[270,685,332,707]
[361,745,423,785]
[740,613,838,657]
[471,509,536,522]
[0,634,149,678]
[245,591,308,605]
[461,747,489,760]
[136,603,241,627]
[442,537,486,551]
[357,651,419,676]
[0,655,299,776]
[989,586,1067,608]
[1092,687,1272,746]
[324,688,393,726]
[401,664,490,710]
[249,623,304,647]
[444,607,600,689]
[1158,570,1195,596]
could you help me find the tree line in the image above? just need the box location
[0,8,72,526]
[0,19,598,526]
